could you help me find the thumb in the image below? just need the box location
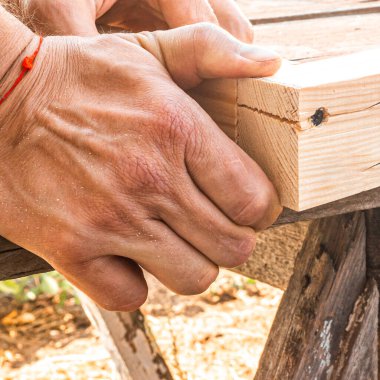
[120,23,281,89]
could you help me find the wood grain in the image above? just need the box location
[238,0,380,23]
[188,79,237,140]
[237,49,380,210]
[251,13,380,61]
[255,213,368,379]
[234,222,310,290]
[331,279,378,380]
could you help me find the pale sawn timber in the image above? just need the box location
[193,49,380,211]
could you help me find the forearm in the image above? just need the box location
[0,5,34,81]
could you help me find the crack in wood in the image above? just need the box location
[363,162,380,172]
[238,100,380,132]
[237,103,300,127]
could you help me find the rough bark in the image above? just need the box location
[255,213,368,380]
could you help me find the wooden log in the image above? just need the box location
[365,208,380,285]
[255,213,368,379]
[79,293,173,380]
[364,208,380,375]
[331,279,378,380]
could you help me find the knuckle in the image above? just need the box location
[99,288,148,312]
[221,235,256,268]
[231,187,274,226]
[194,22,221,41]
[177,265,219,295]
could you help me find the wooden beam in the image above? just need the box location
[194,50,380,211]
[277,187,380,225]
[239,49,380,211]
[255,212,369,379]
[330,279,379,380]
[238,0,380,24]
[252,13,380,62]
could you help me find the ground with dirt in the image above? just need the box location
[0,270,282,380]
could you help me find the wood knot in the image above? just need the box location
[310,107,328,127]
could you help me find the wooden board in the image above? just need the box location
[238,0,380,24]
[237,49,380,210]
[250,13,380,61]
[193,13,380,211]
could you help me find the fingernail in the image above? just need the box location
[240,45,281,62]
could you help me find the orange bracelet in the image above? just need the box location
[0,36,43,106]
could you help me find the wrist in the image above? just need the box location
[0,5,35,81]
[0,33,81,142]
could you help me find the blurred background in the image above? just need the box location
[0,271,282,379]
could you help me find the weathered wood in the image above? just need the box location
[331,279,378,380]
[365,208,380,285]
[255,213,367,379]
[80,293,173,380]
[277,187,380,225]
[0,235,52,280]
[364,207,380,377]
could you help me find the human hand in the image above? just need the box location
[0,24,281,311]
[20,0,254,42]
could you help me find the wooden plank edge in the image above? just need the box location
[250,6,380,25]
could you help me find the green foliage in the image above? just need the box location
[0,272,77,304]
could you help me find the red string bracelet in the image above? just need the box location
[0,36,43,106]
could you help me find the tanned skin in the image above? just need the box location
[0,2,281,311]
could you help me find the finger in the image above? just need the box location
[112,221,219,295]
[157,0,219,27]
[58,255,148,312]
[184,101,282,230]
[209,0,254,43]
[156,173,256,268]
[119,24,281,89]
